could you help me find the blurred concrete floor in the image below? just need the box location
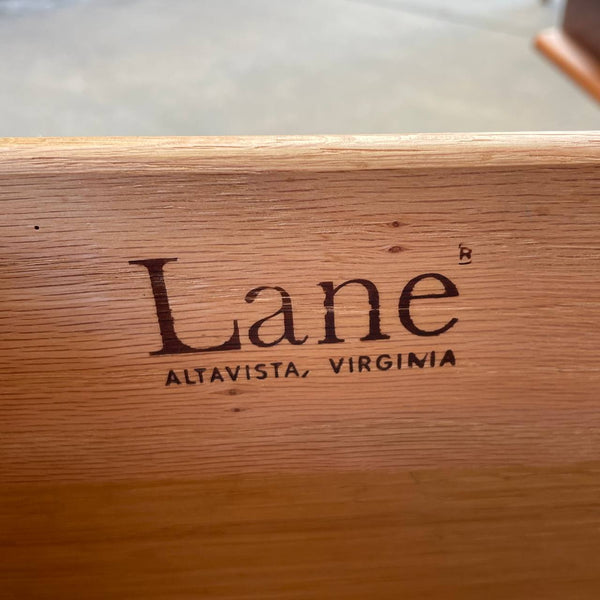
[0,0,597,136]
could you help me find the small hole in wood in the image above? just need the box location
[34,225,40,230]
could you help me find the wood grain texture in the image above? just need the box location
[1,133,599,598]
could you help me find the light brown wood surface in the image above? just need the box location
[1,133,599,598]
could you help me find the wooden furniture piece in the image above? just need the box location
[535,0,600,101]
[1,134,599,599]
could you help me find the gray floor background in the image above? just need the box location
[0,0,598,136]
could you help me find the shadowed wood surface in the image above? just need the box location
[2,466,600,600]
[563,0,600,59]
[1,134,599,598]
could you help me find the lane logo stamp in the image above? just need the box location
[129,257,462,386]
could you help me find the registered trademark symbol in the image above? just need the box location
[459,243,472,265]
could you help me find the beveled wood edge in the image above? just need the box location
[0,132,599,174]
